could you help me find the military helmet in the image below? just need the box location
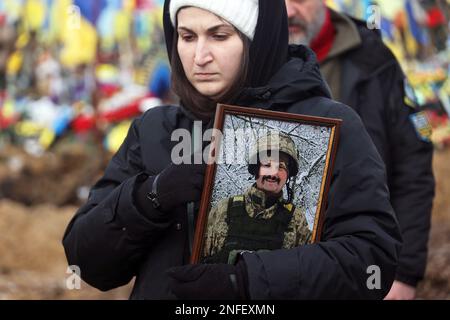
[248,132,300,177]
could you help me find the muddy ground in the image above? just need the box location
[0,145,448,299]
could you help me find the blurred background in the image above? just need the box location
[0,0,448,299]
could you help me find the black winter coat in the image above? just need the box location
[337,18,435,286]
[63,46,402,299]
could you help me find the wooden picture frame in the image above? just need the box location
[191,104,341,264]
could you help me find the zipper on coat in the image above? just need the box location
[187,121,203,255]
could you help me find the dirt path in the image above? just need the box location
[0,200,131,299]
[416,148,450,299]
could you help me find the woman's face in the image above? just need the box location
[177,7,244,100]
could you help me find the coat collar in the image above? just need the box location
[244,184,285,219]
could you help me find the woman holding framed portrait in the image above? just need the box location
[63,0,401,300]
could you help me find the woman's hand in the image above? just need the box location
[384,281,416,300]
[156,163,206,212]
[167,260,249,300]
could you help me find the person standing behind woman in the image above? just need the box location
[285,0,435,300]
[63,0,401,300]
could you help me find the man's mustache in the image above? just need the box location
[262,175,281,184]
[288,17,307,30]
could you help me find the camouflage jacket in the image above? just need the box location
[203,185,312,259]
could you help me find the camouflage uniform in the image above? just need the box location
[203,132,312,264]
[202,185,312,264]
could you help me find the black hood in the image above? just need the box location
[237,45,332,109]
[163,0,289,88]
[163,0,330,113]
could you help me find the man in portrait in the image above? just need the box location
[203,132,312,264]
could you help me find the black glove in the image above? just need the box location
[156,163,206,212]
[167,260,249,300]
[134,161,206,217]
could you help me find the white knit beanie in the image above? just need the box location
[169,0,259,40]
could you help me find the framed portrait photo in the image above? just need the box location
[191,104,341,264]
